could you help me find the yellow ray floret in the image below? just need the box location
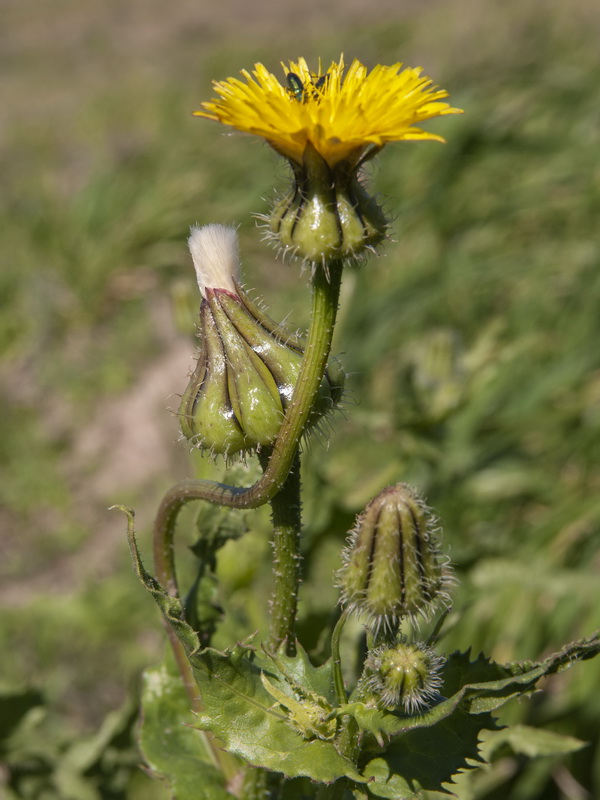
[195,56,463,168]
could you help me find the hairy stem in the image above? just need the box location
[260,449,302,655]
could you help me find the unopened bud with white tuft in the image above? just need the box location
[179,225,344,456]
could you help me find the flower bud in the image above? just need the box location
[363,638,444,714]
[337,484,452,632]
[179,225,344,456]
[269,143,388,264]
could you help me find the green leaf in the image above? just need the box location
[54,700,139,800]
[344,636,600,742]
[439,649,512,695]
[128,515,365,785]
[361,709,491,798]
[191,642,366,784]
[346,635,600,796]
[267,642,339,706]
[1,687,143,800]
[125,507,203,657]
[139,664,234,800]
[482,724,586,759]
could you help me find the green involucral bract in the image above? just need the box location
[270,143,388,263]
[338,483,453,631]
[362,639,445,714]
[179,284,344,456]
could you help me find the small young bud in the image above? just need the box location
[269,144,388,265]
[337,484,453,632]
[362,638,444,714]
[179,225,344,456]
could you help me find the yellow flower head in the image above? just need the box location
[195,55,463,169]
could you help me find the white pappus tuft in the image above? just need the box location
[188,224,240,297]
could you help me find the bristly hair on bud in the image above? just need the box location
[188,223,239,296]
[362,637,445,714]
[336,483,454,635]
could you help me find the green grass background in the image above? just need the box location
[2,0,600,797]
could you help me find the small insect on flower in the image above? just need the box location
[196,56,463,169]
[286,72,305,101]
[286,72,328,103]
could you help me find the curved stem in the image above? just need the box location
[153,261,343,599]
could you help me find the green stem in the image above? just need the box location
[260,449,302,655]
[331,608,350,706]
[330,608,362,777]
[336,714,361,768]
[334,623,370,770]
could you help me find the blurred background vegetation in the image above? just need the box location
[1,0,599,797]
